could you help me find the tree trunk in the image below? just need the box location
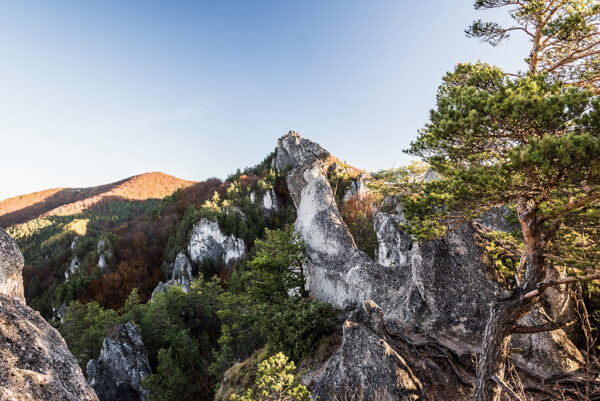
[474,296,535,401]
[474,197,547,401]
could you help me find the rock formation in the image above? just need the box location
[65,255,81,280]
[306,301,423,401]
[0,229,25,300]
[0,228,98,401]
[260,189,279,215]
[97,240,111,272]
[151,252,194,299]
[187,218,245,267]
[87,323,151,401]
[274,131,583,395]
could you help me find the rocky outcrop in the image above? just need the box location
[307,301,422,401]
[0,228,98,401]
[373,202,412,267]
[87,323,151,401]
[97,240,111,272]
[152,220,245,299]
[343,174,369,201]
[0,229,25,300]
[151,252,194,299]
[275,131,582,379]
[187,218,245,267]
[261,189,279,215]
[65,256,81,280]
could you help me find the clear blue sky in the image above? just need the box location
[0,1,530,201]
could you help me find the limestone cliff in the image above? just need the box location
[275,131,583,399]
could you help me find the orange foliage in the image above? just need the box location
[82,179,228,309]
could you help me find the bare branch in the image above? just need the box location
[523,273,600,299]
[513,318,576,334]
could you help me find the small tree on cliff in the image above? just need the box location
[400,2,600,400]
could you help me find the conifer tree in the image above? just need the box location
[399,2,600,400]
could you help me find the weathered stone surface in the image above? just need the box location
[475,205,517,233]
[261,189,279,215]
[276,131,582,377]
[187,218,245,267]
[373,203,412,267]
[512,306,583,377]
[307,301,422,401]
[65,256,81,280]
[0,229,24,301]
[0,296,99,401]
[0,228,98,401]
[87,323,151,401]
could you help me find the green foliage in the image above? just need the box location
[230,353,311,401]
[466,0,600,89]
[247,225,308,304]
[59,301,119,369]
[226,151,276,182]
[143,331,205,401]
[212,226,334,379]
[256,297,335,362]
[400,63,600,241]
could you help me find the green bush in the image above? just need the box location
[230,352,311,401]
[257,297,335,361]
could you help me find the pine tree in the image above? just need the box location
[400,2,600,400]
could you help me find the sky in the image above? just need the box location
[0,1,532,201]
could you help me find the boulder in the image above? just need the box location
[87,323,151,401]
[0,228,98,401]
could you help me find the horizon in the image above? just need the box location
[0,1,530,201]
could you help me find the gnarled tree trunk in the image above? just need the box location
[474,198,547,401]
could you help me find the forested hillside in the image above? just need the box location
[0,172,195,227]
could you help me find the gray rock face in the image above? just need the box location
[0,228,98,401]
[261,189,279,215]
[57,302,67,324]
[187,218,245,267]
[151,252,194,299]
[276,131,582,377]
[307,301,422,401]
[97,240,111,272]
[373,202,412,267]
[475,205,517,233]
[87,323,151,401]
[0,229,24,301]
[65,256,81,280]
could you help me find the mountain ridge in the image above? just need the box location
[0,172,196,227]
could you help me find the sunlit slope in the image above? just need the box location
[0,172,196,227]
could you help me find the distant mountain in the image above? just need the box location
[0,172,196,227]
